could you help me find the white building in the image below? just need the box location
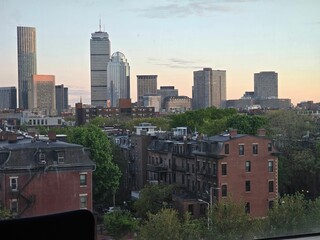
[21,111,64,127]
[107,52,130,107]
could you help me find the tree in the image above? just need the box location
[226,114,267,135]
[66,124,121,204]
[266,193,309,237]
[103,210,138,239]
[208,197,254,240]
[133,184,175,219]
[0,207,11,220]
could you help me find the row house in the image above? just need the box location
[0,132,95,218]
[146,129,278,218]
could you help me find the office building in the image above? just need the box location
[17,26,37,109]
[142,95,161,112]
[164,96,192,113]
[32,75,56,115]
[137,75,157,106]
[254,71,278,99]
[90,26,111,107]
[0,87,17,110]
[192,68,226,109]
[157,86,178,110]
[107,52,130,107]
[55,84,69,115]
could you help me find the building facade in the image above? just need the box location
[90,29,111,107]
[55,84,68,115]
[254,71,278,99]
[137,75,157,106]
[0,87,17,110]
[164,96,192,113]
[192,68,226,110]
[32,75,56,115]
[17,26,37,110]
[142,95,161,113]
[157,86,178,110]
[0,132,95,218]
[107,52,130,107]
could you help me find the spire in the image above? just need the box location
[99,16,102,32]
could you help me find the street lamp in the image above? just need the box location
[198,199,210,229]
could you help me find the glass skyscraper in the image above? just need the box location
[107,52,130,107]
[17,26,37,109]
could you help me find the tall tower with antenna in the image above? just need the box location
[90,19,111,107]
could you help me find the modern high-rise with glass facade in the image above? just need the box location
[17,26,37,110]
[90,28,110,107]
[107,52,130,107]
[254,71,278,99]
[192,68,226,109]
[137,75,157,106]
[55,84,69,115]
[0,87,17,110]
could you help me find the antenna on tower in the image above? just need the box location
[103,24,105,32]
[99,15,102,32]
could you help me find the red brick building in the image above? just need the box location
[0,133,95,218]
[146,129,278,218]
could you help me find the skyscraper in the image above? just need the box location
[90,25,111,107]
[0,87,17,110]
[254,71,278,99]
[107,52,130,107]
[17,26,37,109]
[137,75,157,106]
[192,68,226,110]
[55,84,69,115]
[32,75,56,115]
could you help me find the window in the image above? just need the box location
[39,153,45,162]
[200,203,207,215]
[268,160,274,172]
[245,180,251,192]
[182,174,185,184]
[269,180,274,192]
[268,143,272,152]
[269,200,274,209]
[221,163,227,176]
[221,184,227,197]
[225,144,229,154]
[253,144,258,155]
[188,204,194,215]
[80,173,87,186]
[79,194,87,209]
[192,164,195,173]
[239,144,245,155]
[10,199,18,214]
[58,152,64,163]
[10,177,18,191]
[213,162,217,175]
[245,202,250,214]
[245,161,251,172]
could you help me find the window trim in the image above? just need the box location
[9,177,18,191]
[221,162,227,176]
[80,172,87,187]
[252,143,258,155]
[268,160,274,172]
[10,199,18,214]
[221,184,228,197]
[79,194,88,209]
[268,180,274,193]
[245,161,251,172]
[245,180,251,192]
[239,144,245,156]
[224,143,229,155]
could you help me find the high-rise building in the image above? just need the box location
[137,75,157,106]
[55,84,69,115]
[107,52,130,107]
[192,68,226,110]
[32,75,56,115]
[254,71,278,99]
[157,86,178,110]
[0,87,17,110]
[17,26,37,109]
[90,25,111,107]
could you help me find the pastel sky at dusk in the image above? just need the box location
[0,0,319,106]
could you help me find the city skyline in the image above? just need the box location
[1,0,319,106]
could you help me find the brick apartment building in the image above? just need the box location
[146,128,278,218]
[0,132,95,218]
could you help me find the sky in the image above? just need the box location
[0,0,319,106]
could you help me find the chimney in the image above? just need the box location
[8,133,17,143]
[257,128,266,137]
[48,131,56,141]
[229,129,238,138]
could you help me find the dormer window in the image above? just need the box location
[58,152,65,163]
[39,153,46,163]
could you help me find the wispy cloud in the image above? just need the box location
[148,57,204,69]
[131,0,255,19]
